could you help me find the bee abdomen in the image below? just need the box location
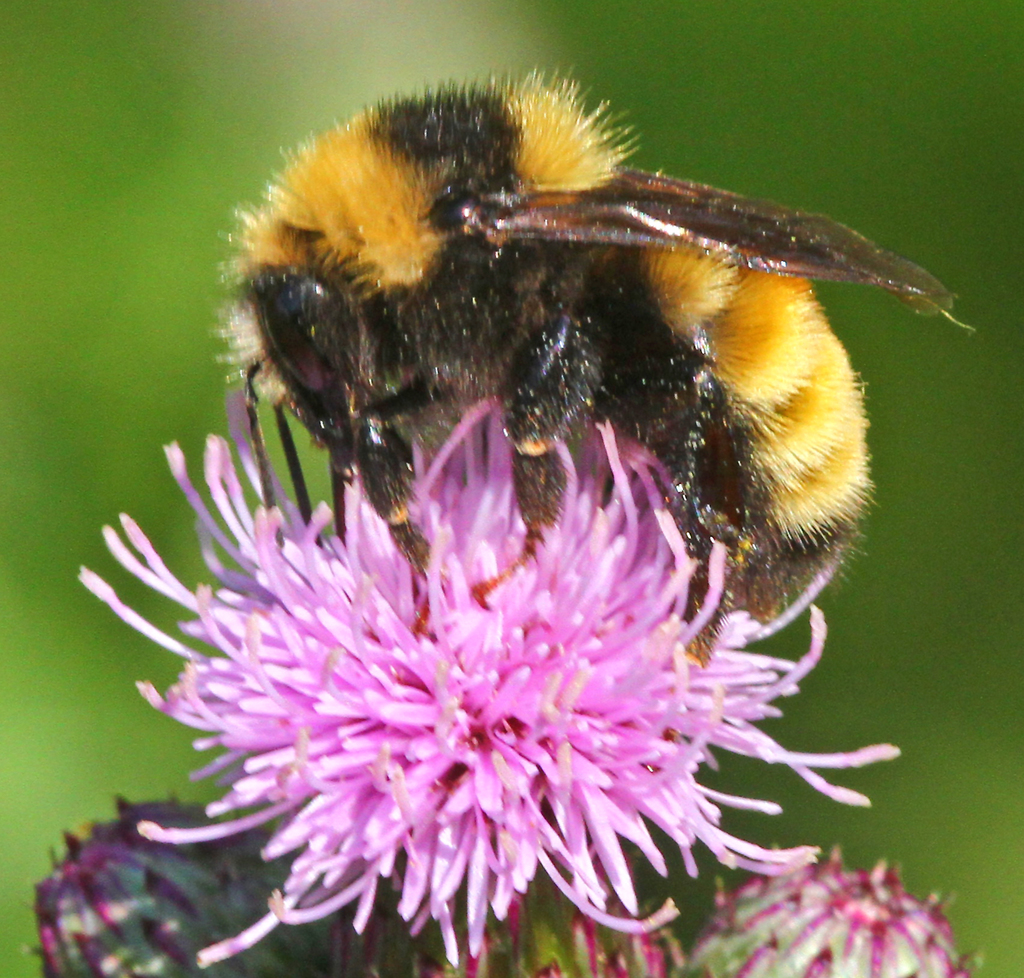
[711,269,871,542]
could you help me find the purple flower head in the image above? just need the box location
[83,398,898,967]
[687,850,976,978]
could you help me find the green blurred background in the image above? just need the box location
[3,1,1021,974]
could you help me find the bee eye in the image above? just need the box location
[274,277,322,328]
[251,272,336,391]
[430,191,481,231]
[254,273,328,338]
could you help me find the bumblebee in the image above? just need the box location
[229,77,951,636]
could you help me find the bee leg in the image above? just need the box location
[273,405,313,524]
[328,443,352,543]
[355,416,430,571]
[469,448,566,606]
[244,366,277,511]
[506,311,601,535]
[510,450,566,538]
[652,370,747,662]
[363,376,434,422]
[469,314,598,605]
[598,356,746,662]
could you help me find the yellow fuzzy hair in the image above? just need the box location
[713,271,869,535]
[238,112,441,290]
[650,262,870,537]
[508,76,627,191]
[645,248,741,336]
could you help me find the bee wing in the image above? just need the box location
[472,168,953,312]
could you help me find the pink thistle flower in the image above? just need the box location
[83,398,898,967]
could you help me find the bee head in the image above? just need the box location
[244,269,362,435]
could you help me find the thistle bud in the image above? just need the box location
[34,799,332,978]
[686,850,975,978]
